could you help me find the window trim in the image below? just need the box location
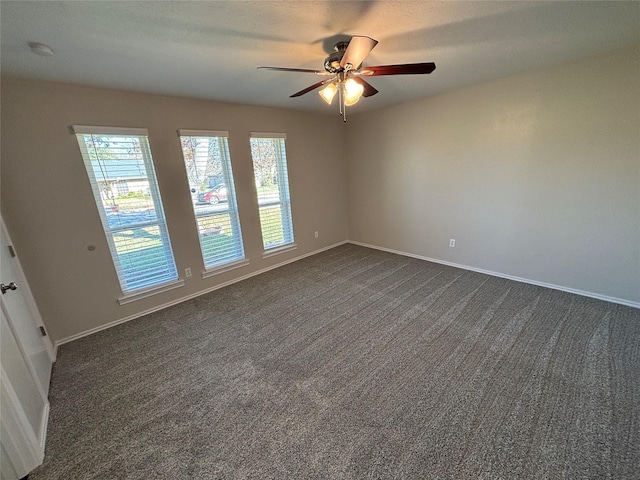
[178,129,229,138]
[201,258,250,279]
[261,243,298,259]
[73,125,148,136]
[117,278,185,305]
[250,132,287,139]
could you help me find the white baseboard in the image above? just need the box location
[54,237,637,352]
[54,241,348,351]
[348,240,640,309]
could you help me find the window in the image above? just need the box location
[74,126,180,301]
[178,130,246,273]
[250,133,295,253]
[115,179,129,196]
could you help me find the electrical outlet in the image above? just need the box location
[314,231,319,238]
[449,239,456,248]
[185,268,192,278]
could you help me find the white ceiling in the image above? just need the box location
[2,1,639,114]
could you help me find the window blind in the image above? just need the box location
[74,126,178,293]
[249,134,294,250]
[178,131,245,269]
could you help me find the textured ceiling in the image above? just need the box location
[2,1,639,113]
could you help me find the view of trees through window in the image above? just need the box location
[181,136,224,191]
[179,132,245,269]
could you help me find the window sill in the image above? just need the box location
[262,243,298,259]
[118,278,185,305]
[201,259,250,279]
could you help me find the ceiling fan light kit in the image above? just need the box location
[319,82,338,104]
[258,35,435,121]
[344,78,364,106]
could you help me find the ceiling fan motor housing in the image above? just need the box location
[324,41,350,73]
[324,51,344,73]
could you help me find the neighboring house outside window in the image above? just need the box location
[178,130,247,276]
[74,126,182,303]
[249,133,295,255]
[115,179,129,197]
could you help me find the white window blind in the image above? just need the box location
[178,130,245,270]
[74,126,179,294]
[249,134,294,250]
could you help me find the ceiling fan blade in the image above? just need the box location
[340,35,378,70]
[290,79,333,98]
[352,77,378,97]
[360,62,436,76]
[257,66,331,75]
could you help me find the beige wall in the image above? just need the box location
[2,44,638,346]
[347,44,640,305]
[1,78,348,342]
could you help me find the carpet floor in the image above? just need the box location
[31,244,639,479]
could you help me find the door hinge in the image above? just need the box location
[39,326,47,337]
[8,245,16,258]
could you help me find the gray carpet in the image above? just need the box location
[31,244,640,479]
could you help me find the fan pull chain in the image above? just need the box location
[340,83,348,122]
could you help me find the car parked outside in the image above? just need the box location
[197,184,227,205]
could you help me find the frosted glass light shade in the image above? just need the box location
[319,83,338,104]
[344,78,364,106]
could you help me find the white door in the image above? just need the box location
[1,307,48,479]
[0,219,54,392]
[0,217,54,479]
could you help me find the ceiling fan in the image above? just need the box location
[258,36,436,121]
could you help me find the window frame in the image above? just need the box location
[73,125,183,303]
[177,129,247,276]
[250,132,296,256]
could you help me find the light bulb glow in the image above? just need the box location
[344,78,364,106]
[319,83,338,105]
